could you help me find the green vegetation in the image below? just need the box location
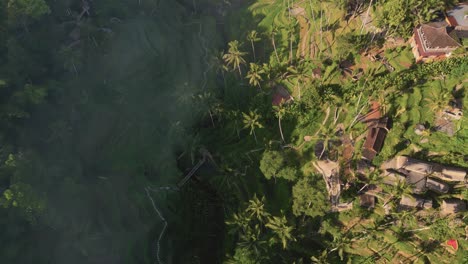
[0,0,467,263]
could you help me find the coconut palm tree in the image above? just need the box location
[285,18,298,63]
[197,91,218,127]
[266,215,295,249]
[328,233,351,261]
[383,180,412,206]
[237,230,268,260]
[246,63,264,89]
[223,40,247,77]
[242,110,263,144]
[227,109,242,139]
[316,124,339,160]
[270,25,281,64]
[246,194,270,222]
[392,209,418,230]
[311,250,329,264]
[247,30,261,61]
[273,104,287,143]
[210,50,228,86]
[357,168,383,193]
[424,83,451,114]
[287,61,310,100]
[226,211,251,236]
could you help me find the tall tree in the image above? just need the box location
[266,215,295,249]
[246,63,264,89]
[211,50,228,85]
[7,0,50,29]
[316,124,339,159]
[246,194,270,222]
[242,110,263,143]
[273,104,286,142]
[247,30,261,61]
[270,25,281,64]
[287,61,310,100]
[259,150,298,181]
[424,81,451,113]
[223,40,247,77]
[292,175,329,217]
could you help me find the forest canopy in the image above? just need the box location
[0,0,467,263]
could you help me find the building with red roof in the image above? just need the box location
[410,23,462,62]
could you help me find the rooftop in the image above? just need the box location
[362,117,389,161]
[272,86,293,106]
[360,194,376,208]
[447,3,468,27]
[441,199,466,215]
[425,178,449,193]
[406,172,427,193]
[418,24,461,49]
[399,195,427,210]
[382,170,406,186]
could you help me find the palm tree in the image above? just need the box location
[227,109,242,139]
[285,18,298,63]
[226,211,251,236]
[242,110,263,144]
[375,90,391,115]
[270,26,281,64]
[424,86,450,113]
[265,215,295,249]
[197,91,217,127]
[311,250,329,264]
[328,233,351,261]
[357,168,383,193]
[392,210,417,230]
[246,63,264,89]
[210,50,228,86]
[287,61,310,100]
[273,104,286,143]
[383,180,412,206]
[246,194,270,222]
[223,40,247,77]
[237,229,268,259]
[316,124,339,159]
[247,30,261,61]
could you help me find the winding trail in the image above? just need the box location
[145,187,169,264]
[145,12,212,264]
[183,19,210,91]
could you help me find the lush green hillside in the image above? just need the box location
[0,0,467,263]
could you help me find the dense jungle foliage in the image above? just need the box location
[0,0,467,263]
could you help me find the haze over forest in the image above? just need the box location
[0,0,467,263]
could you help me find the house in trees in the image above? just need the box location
[410,23,462,62]
[360,102,390,161]
[446,3,468,38]
[359,184,383,209]
[272,86,293,106]
[425,178,449,194]
[381,171,406,186]
[381,156,467,183]
[362,117,389,161]
[410,4,468,62]
[441,199,466,215]
[380,156,466,195]
[406,172,428,194]
[360,194,376,209]
[399,194,432,211]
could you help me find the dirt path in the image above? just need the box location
[145,187,169,264]
[296,14,310,58]
[314,106,330,136]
